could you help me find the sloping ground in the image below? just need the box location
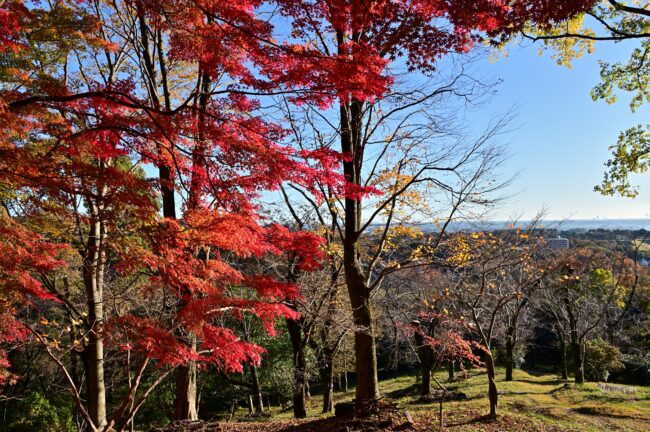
[151,410,569,432]
[151,369,650,432]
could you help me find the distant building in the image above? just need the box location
[547,236,569,250]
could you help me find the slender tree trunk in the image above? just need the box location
[286,318,307,418]
[337,41,379,410]
[420,364,433,397]
[485,350,498,418]
[559,335,568,380]
[505,326,515,382]
[413,321,434,397]
[571,333,584,384]
[247,395,254,414]
[173,69,212,421]
[320,361,334,413]
[135,16,194,420]
[63,277,80,389]
[564,284,584,384]
[163,133,197,420]
[83,198,107,429]
[250,365,264,414]
[448,361,456,381]
[343,370,348,393]
[574,337,585,384]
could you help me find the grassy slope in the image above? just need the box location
[220,368,650,431]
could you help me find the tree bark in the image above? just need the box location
[420,364,433,397]
[320,361,334,413]
[505,325,515,382]
[286,317,307,418]
[559,335,568,380]
[572,337,584,384]
[250,365,264,414]
[247,395,253,414]
[343,229,380,408]
[413,324,434,397]
[336,29,380,411]
[485,350,498,418]
[448,361,456,382]
[82,195,107,429]
[346,271,380,408]
[173,357,198,420]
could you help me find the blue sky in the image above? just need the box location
[465,39,650,220]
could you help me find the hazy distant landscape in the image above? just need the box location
[417,218,650,232]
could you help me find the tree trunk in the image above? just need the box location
[250,365,264,414]
[564,283,584,384]
[420,364,433,397]
[343,370,348,393]
[173,358,198,420]
[247,395,253,414]
[345,264,379,409]
[286,317,307,418]
[448,361,456,382]
[571,335,584,384]
[559,336,568,380]
[413,320,435,397]
[339,73,379,412]
[485,350,498,418]
[83,206,107,429]
[505,326,515,382]
[320,361,334,413]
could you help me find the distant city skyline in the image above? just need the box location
[465,38,650,221]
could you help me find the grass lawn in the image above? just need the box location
[160,368,650,431]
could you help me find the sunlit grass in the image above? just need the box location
[227,368,650,431]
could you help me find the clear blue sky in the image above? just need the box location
[465,39,650,221]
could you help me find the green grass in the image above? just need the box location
[226,368,650,431]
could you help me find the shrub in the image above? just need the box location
[610,353,650,386]
[584,339,624,382]
[6,392,74,432]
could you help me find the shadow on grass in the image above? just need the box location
[508,400,564,420]
[444,413,498,427]
[385,383,420,399]
[573,406,642,420]
[513,378,567,387]
[520,367,559,377]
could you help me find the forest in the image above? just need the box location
[2,1,650,431]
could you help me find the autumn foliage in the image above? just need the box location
[0,0,608,428]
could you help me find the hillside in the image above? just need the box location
[153,369,650,432]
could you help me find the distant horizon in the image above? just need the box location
[371,218,650,232]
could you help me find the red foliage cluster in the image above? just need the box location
[0,0,597,390]
[407,313,483,369]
